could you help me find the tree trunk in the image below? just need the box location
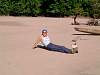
[74,14,77,24]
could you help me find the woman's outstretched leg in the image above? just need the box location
[47,43,72,53]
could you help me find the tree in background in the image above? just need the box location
[86,0,100,26]
[90,0,100,19]
[71,0,84,25]
[0,0,100,18]
[9,0,41,16]
[44,0,72,17]
[0,0,10,15]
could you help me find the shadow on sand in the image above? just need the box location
[73,33,100,36]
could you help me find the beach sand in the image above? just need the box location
[0,16,100,75]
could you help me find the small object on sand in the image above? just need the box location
[71,22,80,25]
[71,40,78,54]
[86,19,99,26]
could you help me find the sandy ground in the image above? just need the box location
[0,16,100,75]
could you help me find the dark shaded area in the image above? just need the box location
[37,45,47,49]
[73,34,100,36]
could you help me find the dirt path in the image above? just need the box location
[0,16,100,75]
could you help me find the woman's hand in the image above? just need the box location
[32,36,42,49]
[32,44,37,49]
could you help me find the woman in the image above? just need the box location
[32,29,77,54]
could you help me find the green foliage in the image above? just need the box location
[0,0,100,17]
[45,0,72,17]
[90,0,100,18]
[9,0,41,16]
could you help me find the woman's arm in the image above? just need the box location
[32,36,42,49]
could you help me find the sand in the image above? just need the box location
[0,16,100,75]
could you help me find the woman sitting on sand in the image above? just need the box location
[32,29,78,54]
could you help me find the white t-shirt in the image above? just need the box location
[41,36,50,46]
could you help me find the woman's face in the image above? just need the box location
[42,32,48,37]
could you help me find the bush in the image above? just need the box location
[0,0,100,18]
